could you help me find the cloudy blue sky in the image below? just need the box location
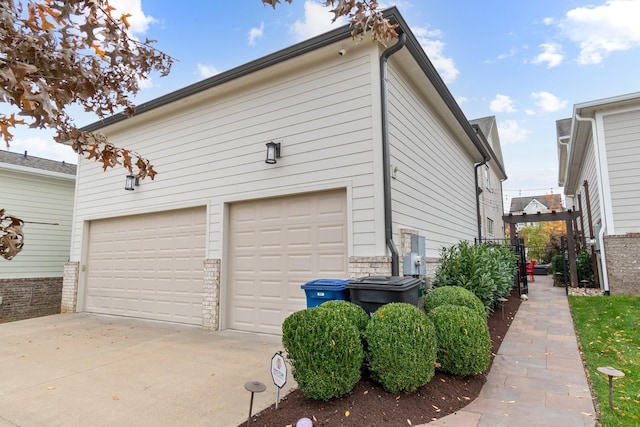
[5,0,640,210]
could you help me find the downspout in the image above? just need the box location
[380,32,406,276]
[474,160,488,242]
[558,136,570,187]
[575,113,610,294]
[471,125,490,242]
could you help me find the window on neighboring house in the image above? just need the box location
[487,218,494,235]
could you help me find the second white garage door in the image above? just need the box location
[227,190,348,334]
[84,206,206,325]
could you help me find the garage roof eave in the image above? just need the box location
[78,6,488,163]
[79,24,355,133]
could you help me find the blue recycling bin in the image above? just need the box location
[301,278,351,308]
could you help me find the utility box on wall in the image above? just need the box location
[403,235,426,275]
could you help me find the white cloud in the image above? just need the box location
[497,47,518,60]
[532,42,564,68]
[198,64,219,78]
[456,96,469,105]
[248,22,265,47]
[560,0,640,64]
[484,47,518,64]
[137,76,153,89]
[490,94,516,113]
[498,120,529,145]
[542,17,555,26]
[109,0,156,36]
[531,91,568,113]
[291,1,347,42]
[413,26,459,83]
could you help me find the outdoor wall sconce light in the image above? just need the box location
[265,141,281,164]
[125,174,139,191]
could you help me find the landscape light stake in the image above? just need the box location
[497,297,508,320]
[244,380,266,426]
[597,366,624,410]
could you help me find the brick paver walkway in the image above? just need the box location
[420,275,597,427]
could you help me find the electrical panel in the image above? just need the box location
[403,235,426,275]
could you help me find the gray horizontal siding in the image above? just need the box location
[71,49,382,259]
[386,64,477,258]
[604,109,640,233]
[0,169,74,278]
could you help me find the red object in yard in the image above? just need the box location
[526,260,536,282]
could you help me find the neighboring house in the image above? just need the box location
[62,7,493,333]
[0,150,76,322]
[557,92,640,295]
[470,116,507,241]
[509,194,563,229]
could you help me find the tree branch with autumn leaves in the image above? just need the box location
[1,0,173,178]
[262,0,398,45]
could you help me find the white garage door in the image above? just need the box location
[228,190,348,334]
[85,206,206,325]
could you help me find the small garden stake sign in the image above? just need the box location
[271,351,287,409]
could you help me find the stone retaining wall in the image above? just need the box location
[0,277,63,323]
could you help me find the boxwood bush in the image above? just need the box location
[423,285,485,317]
[433,241,517,314]
[429,304,491,376]
[282,307,363,400]
[364,303,437,393]
[319,300,368,335]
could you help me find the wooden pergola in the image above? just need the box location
[502,210,581,287]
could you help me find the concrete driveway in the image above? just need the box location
[0,313,295,426]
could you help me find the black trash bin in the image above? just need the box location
[346,276,421,315]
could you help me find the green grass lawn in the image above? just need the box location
[569,294,640,426]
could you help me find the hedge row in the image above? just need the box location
[283,292,491,400]
[433,241,517,314]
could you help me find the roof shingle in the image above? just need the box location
[0,150,76,175]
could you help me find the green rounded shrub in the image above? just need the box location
[423,285,486,317]
[429,304,491,376]
[282,307,363,400]
[364,303,437,393]
[319,300,368,335]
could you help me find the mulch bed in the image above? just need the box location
[244,291,521,426]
